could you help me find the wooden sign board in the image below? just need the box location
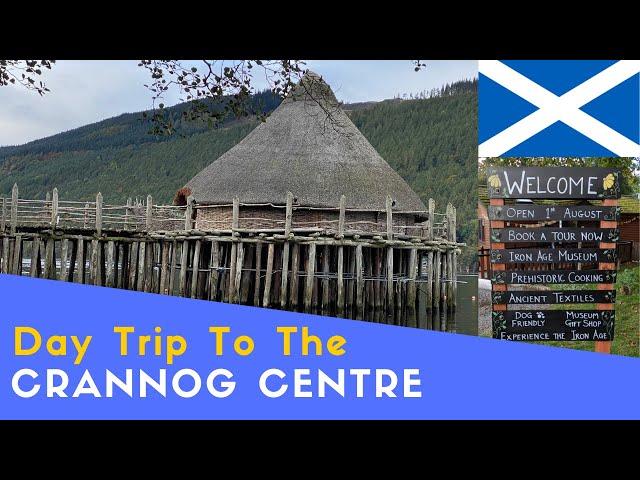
[490,248,616,264]
[492,290,615,305]
[492,310,615,341]
[487,167,621,199]
[492,269,616,285]
[491,228,619,243]
[488,205,620,222]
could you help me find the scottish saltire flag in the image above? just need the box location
[479,60,640,157]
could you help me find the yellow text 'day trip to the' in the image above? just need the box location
[14,325,347,365]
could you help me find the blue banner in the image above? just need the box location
[1,275,639,419]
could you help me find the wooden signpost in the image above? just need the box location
[487,166,620,353]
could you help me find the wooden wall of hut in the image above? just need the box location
[0,187,462,329]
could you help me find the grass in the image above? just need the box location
[539,264,640,357]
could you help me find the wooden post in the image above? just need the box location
[232,242,244,303]
[596,198,617,354]
[232,197,240,231]
[209,241,220,301]
[228,242,238,301]
[284,192,293,237]
[51,187,59,228]
[1,197,6,232]
[374,248,383,312]
[263,243,275,308]
[10,183,18,235]
[1,237,9,273]
[124,197,132,231]
[434,250,442,312]
[30,237,40,277]
[322,245,330,313]
[490,199,507,335]
[11,235,22,275]
[407,248,418,326]
[280,192,293,308]
[386,246,394,314]
[145,242,154,292]
[146,195,153,230]
[76,237,85,284]
[304,243,316,312]
[95,192,103,236]
[44,238,55,280]
[289,243,300,308]
[179,240,189,296]
[253,242,263,306]
[337,246,345,316]
[190,239,202,299]
[83,202,90,229]
[426,250,434,310]
[59,239,69,281]
[185,196,194,230]
[355,244,364,318]
[338,195,346,237]
[159,241,170,294]
[427,198,435,240]
[137,241,146,291]
[105,240,116,287]
[386,195,393,240]
[128,242,139,290]
[168,240,177,295]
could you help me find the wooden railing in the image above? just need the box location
[1,184,456,242]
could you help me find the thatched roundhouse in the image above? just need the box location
[179,72,427,235]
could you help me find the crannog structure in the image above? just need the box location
[0,72,463,328]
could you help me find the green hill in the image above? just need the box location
[0,80,478,267]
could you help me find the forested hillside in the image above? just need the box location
[0,80,478,267]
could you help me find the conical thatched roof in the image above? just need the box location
[184,71,426,211]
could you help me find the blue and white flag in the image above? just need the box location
[479,60,640,157]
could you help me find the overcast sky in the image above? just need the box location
[0,60,477,147]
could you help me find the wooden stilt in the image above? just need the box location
[233,242,244,304]
[262,243,274,307]
[253,242,263,306]
[137,241,146,291]
[168,240,177,295]
[337,246,344,316]
[355,244,364,319]
[289,243,300,308]
[45,238,56,280]
[160,241,170,294]
[434,250,442,312]
[30,237,40,277]
[279,242,290,309]
[386,246,394,317]
[321,245,330,314]
[240,244,252,304]
[209,241,220,301]
[11,235,22,275]
[76,237,85,284]
[128,242,139,290]
[406,248,418,327]
[304,243,316,312]
[1,237,9,273]
[143,241,153,293]
[190,239,202,299]
[179,240,189,297]
[105,240,116,287]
